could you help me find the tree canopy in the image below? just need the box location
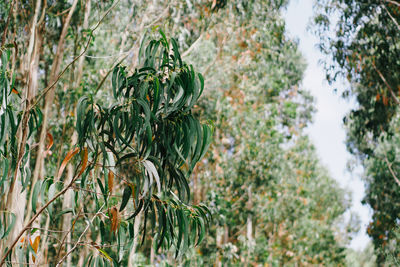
[314,0,400,265]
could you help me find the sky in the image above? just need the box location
[283,0,371,250]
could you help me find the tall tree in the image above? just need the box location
[313,0,400,264]
[0,1,214,265]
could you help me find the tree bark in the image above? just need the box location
[31,0,79,205]
[128,212,143,267]
[3,0,42,261]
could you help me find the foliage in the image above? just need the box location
[313,0,400,156]
[0,4,213,264]
[313,0,400,265]
[176,0,352,265]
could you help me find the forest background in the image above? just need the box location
[0,0,399,266]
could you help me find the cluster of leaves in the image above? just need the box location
[362,112,400,265]
[313,0,400,156]
[73,32,212,260]
[0,26,212,265]
[0,50,17,245]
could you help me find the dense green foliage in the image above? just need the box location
[182,2,352,265]
[0,0,358,266]
[314,0,400,265]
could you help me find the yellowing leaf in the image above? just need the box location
[110,206,119,234]
[30,235,40,262]
[97,248,112,262]
[108,171,114,194]
[57,147,79,179]
[44,132,54,158]
[78,147,88,176]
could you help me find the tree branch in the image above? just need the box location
[55,209,82,262]
[55,203,106,267]
[382,3,400,32]
[371,61,400,105]
[0,0,16,56]
[384,0,400,7]
[0,164,84,266]
[182,33,204,57]
[384,153,400,187]
[30,0,121,108]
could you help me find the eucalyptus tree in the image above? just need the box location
[174,0,352,265]
[313,0,400,264]
[0,0,214,265]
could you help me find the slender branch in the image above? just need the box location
[384,0,400,7]
[0,167,84,266]
[384,154,400,187]
[84,51,130,59]
[382,3,400,32]
[94,54,129,94]
[55,203,106,267]
[56,209,82,261]
[3,262,39,266]
[182,33,204,57]
[143,4,170,28]
[0,0,16,57]
[30,0,121,108]
[371,60,400,105]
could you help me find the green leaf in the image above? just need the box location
[55,209,73,220]
[0,158,9,189]
[119,186,132,212]
[127,198,143,220]
[158,29,169,50]
[196,216,205,245]
[171,38,182,67]
[1,212,15,239]
[31,180,42,214]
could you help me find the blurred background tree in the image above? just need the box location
[313,0,400,265]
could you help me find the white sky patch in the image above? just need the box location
[283,0,371,251]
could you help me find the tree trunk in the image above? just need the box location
[58,0,91,263]
[128,212,143,267]
[30,2,79,264]
[31,0,79,207]
[3,0,42,260]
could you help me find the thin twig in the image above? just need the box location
[56,203,106,267]
[384,0,400,7]
[144,4,170,28]
[3,261,43,266]
[0,0,16,57]
[384,153,400,187]
[382,3,400,32]
[30,0,121,108]
[0,164,84,266]
[56,208,82,261]
[371,60,400,105]
[94,54,129,93]
[182,33,204,57]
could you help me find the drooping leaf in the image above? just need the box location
[119,186,132,212]
[31,180,42,214]
[108,171,114,194]
[78,147,88,177]
[57,147,79,179]
[110,206,120,234]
